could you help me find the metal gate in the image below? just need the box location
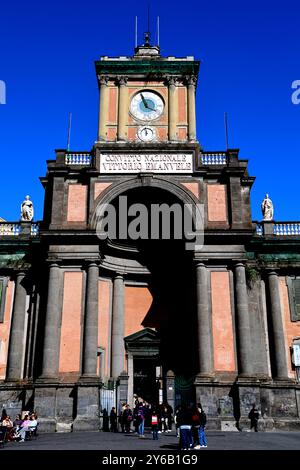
[100,380,117,413]
[100,380,118,431]
[174,375,196,409]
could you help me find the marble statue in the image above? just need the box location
[261,194,274,221]
[21,195,34,221]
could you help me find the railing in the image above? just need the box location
[30,223,40,236]
[65,153,92,165]
[274,223,300,236]
[201,152,227,165]
[0,222,40,237]
[0,223,21,236]
[256,223,263,236]
[255,221,300,237]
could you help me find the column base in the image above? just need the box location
[73,384,101,432]
[34,386,57,432]
[72,417,100,432]
[78,375,102,385]
[35,376,59,385]
[35,417,57,433]
[194,373,215,383]
[272,376,295,384]
[236,375,259,383]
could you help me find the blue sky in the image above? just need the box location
[0,0,299,221]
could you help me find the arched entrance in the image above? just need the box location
[93,176,200,408]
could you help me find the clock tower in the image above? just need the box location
[95,33,199,143]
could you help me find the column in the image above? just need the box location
[117,76,128,141]
[234,262,253,376]
[266,270,289,379]
[111,274,125,378]
[82,262,99,377]
[6,272,27,381]
[167,76,177,141]
[41,263,62,379]
[187,75,197,141]
[127,353,134,408]
[195,262,213,376]
[98,75,109,141]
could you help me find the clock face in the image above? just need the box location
[137,126,157,142]
[130,91,164,121]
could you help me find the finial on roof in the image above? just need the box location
[144,31,150,46]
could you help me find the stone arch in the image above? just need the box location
[90,174,200,230]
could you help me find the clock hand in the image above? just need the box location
[140,93,149,108]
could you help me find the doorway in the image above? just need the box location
[133,357,159,405]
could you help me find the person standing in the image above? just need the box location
[124,404,133,433]
[151,410,159,440]
[178,405,193,451]
[137,404,145,438]
[248,404,259,432]
[109,407,118,432]
[198,403,207,448]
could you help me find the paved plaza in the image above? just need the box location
[2,429,300,451]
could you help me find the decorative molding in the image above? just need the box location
[165,75,177,87]
[116,76,128,86]
[186,75,197,87]
[98,75,109,86]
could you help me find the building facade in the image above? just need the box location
[0,38,300,431]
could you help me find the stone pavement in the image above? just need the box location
[2,429,300,451]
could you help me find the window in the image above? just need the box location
[287,277,300,322]
[292,338,300,382]
[0,278,8,323]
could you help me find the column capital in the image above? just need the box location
[265,268,279,276]
[14,271,26,279]
[186,75,197,87]
[85,259,100,269]
[116,75,128,86]
[114,272,125,280]
[46,260,61,268]
[164,75,177,87]
[233,261,246,269]
[98,75,109,86]
[194,260,208,268]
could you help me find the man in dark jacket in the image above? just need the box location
[248,404,259,432]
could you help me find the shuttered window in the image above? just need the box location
[287,277,300,322]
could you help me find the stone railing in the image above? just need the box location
[65,153,92,165]
[30,223,40,236]
[200,152,227,165]
[255,221,300,237]
[0,222,40,237]
[255,223,264,236]
[0,223,21,236]
[273,223,300,236]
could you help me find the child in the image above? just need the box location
[151,411,159,440]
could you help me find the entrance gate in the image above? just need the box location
[100,380,117,431]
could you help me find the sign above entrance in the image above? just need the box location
[99,153,193,174]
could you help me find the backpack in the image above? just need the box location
[192,413,200,425]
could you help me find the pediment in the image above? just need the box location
[124,327,159,345]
